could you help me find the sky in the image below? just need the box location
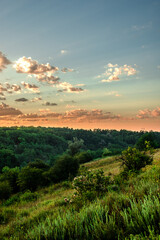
[0,0,160,131]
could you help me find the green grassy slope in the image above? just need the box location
[0,150,160,240]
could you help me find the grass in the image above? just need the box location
[0,150,160,239]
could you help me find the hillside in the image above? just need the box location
[0,149,160,239]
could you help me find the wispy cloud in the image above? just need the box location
[137,107,160,119]
[132,22,152,31]
[106,91,122,97]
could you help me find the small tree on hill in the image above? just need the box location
[121,147,153,173]
[67,137,84,156]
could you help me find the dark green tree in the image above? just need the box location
[0,149,19,172]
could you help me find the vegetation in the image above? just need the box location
[0,126,160,170]
[0,127,160,239]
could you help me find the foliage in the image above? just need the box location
[121,147,153,172]
[102,148,112,157]
[74,150,94,164]
[49,154,80,183]
[0,149,19,172]
[72,168,110,201]
[0,167,20,193]
[0,150,160,239]
[67,137,84,156]
[0,181,12,200]
[20,190,39,202]
[17,166,45,191]
[136,132,159,150]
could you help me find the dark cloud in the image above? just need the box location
[43,102,57,106]
[15,98,29,102]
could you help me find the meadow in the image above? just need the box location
[0,148,160,240]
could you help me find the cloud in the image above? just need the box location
[0,102,22,116]
[43,102,57,106]
[0,83,21,95]
[18,113,44,119]
[15,98,29,102]
[132,23,151,31]
[99,63,137,83]
[102,76,120,82]
[21,82,39,93]
[60,50,68,55]
[137,107,160,119]
[157,65,160,69]
[107,63,118,68]
[0,97,6,100]
[31,97,42,102]
[106,91,122,97]
[5,83,21,92]
[57,82,85,93]
[36,74,60,84]
[14,56,58,75]
[65,100,77,104]
[0,52,11,72]
[61,67,74,73]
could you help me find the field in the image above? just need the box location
[0,149,160,239]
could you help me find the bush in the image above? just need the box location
[0,181,12,200]
[20,190,39,202]
[121,147,153,173]
[102,148,112,157]
[72,168,110,201]
[3,195,20,206]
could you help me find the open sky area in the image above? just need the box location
[0,0,160,131]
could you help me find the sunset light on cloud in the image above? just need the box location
[0,0,160,131]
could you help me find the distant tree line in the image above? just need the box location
[0,127,160,171]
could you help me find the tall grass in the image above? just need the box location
[0,151,160,240]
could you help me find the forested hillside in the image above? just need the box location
[0,127,160,168]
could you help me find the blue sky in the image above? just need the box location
[0,0,160,130]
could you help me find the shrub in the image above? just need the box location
[72,168,110,201]
[121,147,153,173]
[102,148,112,157]
[3,194,20,206]
[20,190,39,202]
[0,181,12,200]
